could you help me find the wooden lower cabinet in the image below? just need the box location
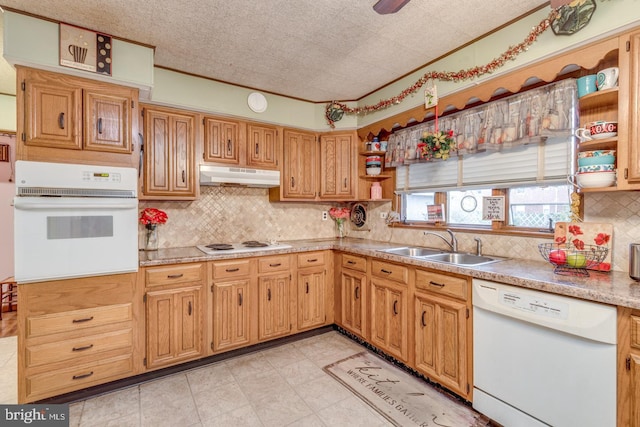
[258,273,291,340]
[212,279,251,352]
[297,251,330,331]
[17,273,140,403]
[370,277,408,362]
[618,307,640,427]
[144,263,205,370]
[145,286,203,369]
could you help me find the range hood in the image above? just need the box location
[199,165,280,188]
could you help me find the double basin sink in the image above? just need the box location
[379,246,504,266]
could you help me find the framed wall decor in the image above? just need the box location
[59,23,112,75]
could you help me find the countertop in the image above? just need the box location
[139,237,640,310]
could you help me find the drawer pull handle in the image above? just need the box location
[291,176,295,188]
[72,371,94,380]
[72,344,94,352]
[98,117,103,134]
[72,316,94,324]
[307,258,318,263]
[227,139,232,154]
[255,143,259,155]
[58,112,65,129]
[306,282,309,294]
[343,177,347,188]
[188,301,192,316]
[421,311,427,327]
[381,269,392,274]
[269,263,281,267]
[182,170,186,183]
[347,260,356,265]
[167,273,184,279]
[267,288,271,301]
[238,293,243,306]
[393,300,398,315]
[225,268,240,272]
[429,280,446,288]
[355,286,360,300]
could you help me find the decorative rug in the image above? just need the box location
[324,351,490,427]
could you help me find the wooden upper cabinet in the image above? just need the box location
[247,123,279,169]
[625,30,640,183]
[17,66,138,167]
[319,133,357,200]
[204,117,241,164]
[83,88,133,153]
[141,105,197,199]
[282,129,317,199]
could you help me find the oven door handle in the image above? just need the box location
[14,199,137,211]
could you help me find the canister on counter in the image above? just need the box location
[630,243,640,280]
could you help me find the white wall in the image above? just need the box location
[0,133,15,279]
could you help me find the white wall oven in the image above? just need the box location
[14,161,138,283]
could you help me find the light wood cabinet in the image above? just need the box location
[17,66,138,167]
[210,259,253,353]
[617,307,640,427]
[141,104,198,199]
[414,269,471,400]
[258,255,292,341]
[280,129,318,200]
[17,273,139,403]
[319,133,357,200]
[247,123,279,169]
[370,260,409,362]
[339,254,368,339]
[296,251,329,331]
[204,116,242,164]
[144,263,205,370]
[625,30,640,183]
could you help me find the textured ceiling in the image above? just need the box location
[0,0,548,102]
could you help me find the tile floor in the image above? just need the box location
[0,332,482,426]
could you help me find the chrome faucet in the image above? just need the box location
[474,237,482,256]
[423,229,458,252]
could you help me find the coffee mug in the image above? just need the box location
[575,127,593,142]
[576,74,597,98]
[596,67,619,90]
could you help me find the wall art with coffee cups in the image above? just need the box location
[384,79,577,168]
[60,23,112,76]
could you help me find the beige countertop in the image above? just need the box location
[139,237,640,310]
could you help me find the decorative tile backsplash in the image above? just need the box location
[140,188,640,273]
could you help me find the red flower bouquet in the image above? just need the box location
[139,208,168,226]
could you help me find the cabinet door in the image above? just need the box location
[340,269,367,338]
[247,124,278,169]
[84,88,133,153]
[282,130,317,199]
[142,106,197,198]
[258,274,291,340]
[319,133,356,200]
[415,293,468,397]
[24,79,82,149]
[630,354,640,427]
[297,267,326,330]
[627,31,640,182]
[212,280,251,352]
[146,286,203,369]
[370,278,407,361]
[204,118,240,164]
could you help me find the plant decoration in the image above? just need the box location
[329,207,351,238]
[418,130,455,160]
[139,208,168,251]
[325,9,560,127]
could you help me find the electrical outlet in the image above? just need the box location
[380,212,388,219]
[322,211,328,221]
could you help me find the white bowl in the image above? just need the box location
[366,167,381,176]
[576,171,616,188]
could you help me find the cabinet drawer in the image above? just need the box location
[212,260,251,279]
[371,260,408,284]
[342,254,366,272]
[25,354,133,401]
[26,328,133,368]
[145,263,204,287]
[415,269,468,301]
[258,255,290,273]
[27,304,132,338]
[631,315,640,350]
[297,251,325,268]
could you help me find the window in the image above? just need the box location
[508,185,572,228]
[448,189,492,226]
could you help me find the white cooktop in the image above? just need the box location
[196,242,292,255]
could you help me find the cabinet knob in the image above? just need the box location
[238,293,243,306]
[305,282,309,294]
[255,143,259,155]
[227,139,232,154]
[267,288,272,301]
[354,286,360,300]
[58,112,65,129]
[392,300,398,315]
[421,311,427,327]
[97,117,103,134]
[188,300,192,316]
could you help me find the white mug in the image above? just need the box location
[596,67,619,90]
[575,127,592,142]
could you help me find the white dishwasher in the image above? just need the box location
[472,279,617,427]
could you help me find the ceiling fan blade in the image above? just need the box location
[373,0,411,14]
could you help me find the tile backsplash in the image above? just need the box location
[140,188,640,273]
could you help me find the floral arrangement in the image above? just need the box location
[139,208,168,227]
[329,207,350,238]
[418,130,455,160]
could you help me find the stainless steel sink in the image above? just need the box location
[419,252,503,266]
[380,247,446,257]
